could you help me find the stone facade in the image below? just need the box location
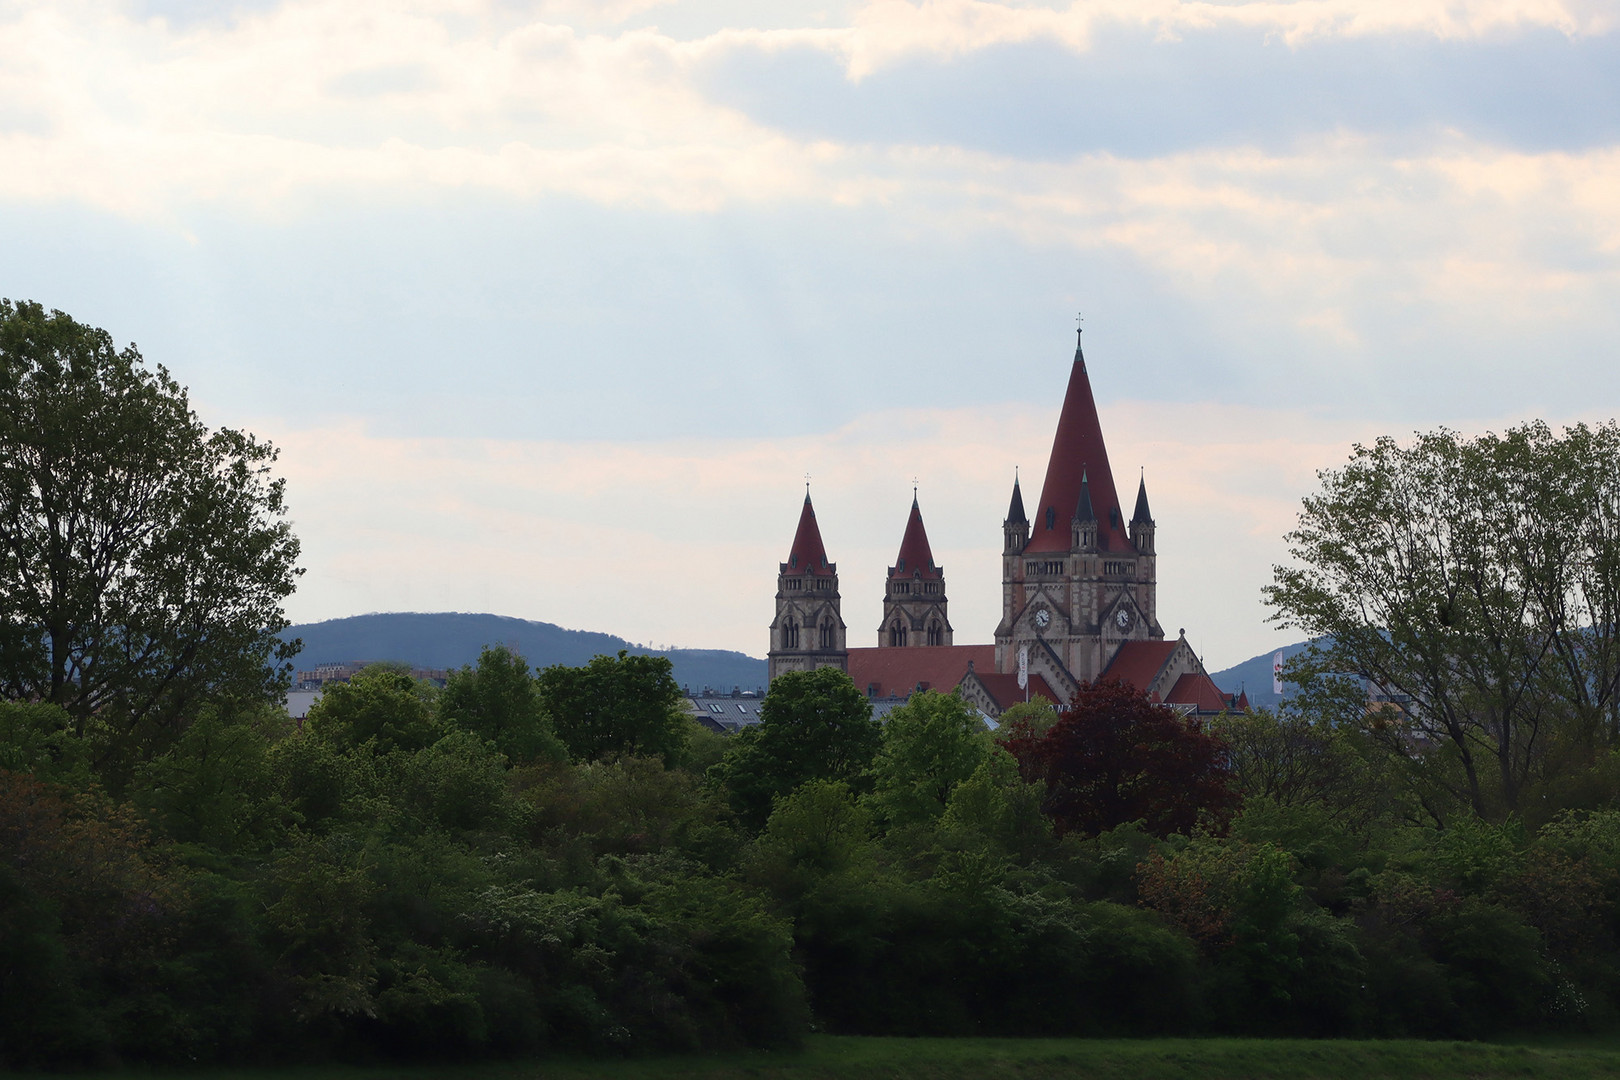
[878,495,953,648]
[766,493,849,681]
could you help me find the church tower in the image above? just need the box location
[768,490,848,681]
[994,328,1163,697]
[879,492,952,648]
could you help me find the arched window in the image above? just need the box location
[784,620,800,649]
[820,620,836,649]
[889,621,908,647]
[926,621,942,646]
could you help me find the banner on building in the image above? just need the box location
[1017,645,1029,691]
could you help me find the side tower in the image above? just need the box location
[994,327,1163,694]
[768,490,848,681]
[879,492,952,648]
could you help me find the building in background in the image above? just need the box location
[769,326,1242,719]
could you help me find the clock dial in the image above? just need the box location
[1115,607,1133,630]
[1034,608,1051,629]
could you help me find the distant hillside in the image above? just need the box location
[1209,639,1318,708]
[281,612,766,693]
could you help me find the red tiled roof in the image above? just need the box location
[1026,334,1129,554]
[1166,672,1231,713]
[890,497,941,580]
[1100,640,1178,693]
[973,671,1061,711]
[847,644,994,699]
[784,493,835,575]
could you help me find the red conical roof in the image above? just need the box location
[784,493,835,575]
[1026,331,1127,553]
[889,495,941,580]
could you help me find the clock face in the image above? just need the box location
[1034,608,1051,629]
[1115,607,1134,631]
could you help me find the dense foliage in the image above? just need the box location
[9,352,1620,1069]
[14,654,1620,1066]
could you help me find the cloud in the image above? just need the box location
[3,0,1617,221]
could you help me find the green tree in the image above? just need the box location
[868,690,990,828]
[305,665,440,753]
[0,300,301,752]
[711,667,880,829]
[759,779,874,875]
[1265,422,1620,818]
[440,645,564,764]
[537,651,687,765]
[0,701,91,787]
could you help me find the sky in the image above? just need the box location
[3,0,1619,671]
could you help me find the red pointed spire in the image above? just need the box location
[1026,327,1127,552]
[784,492,834,575]
[889,493,941,580]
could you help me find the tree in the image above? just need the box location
[305,664,440,753]
[711,667,880,829]
[1004,678,1238,839]
[440,645,564,764]
[867,690,991,828]
[1264,423,1620,818]
[0,300,301,751]
[537,651,686,765]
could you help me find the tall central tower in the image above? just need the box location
[994,329,1162,697]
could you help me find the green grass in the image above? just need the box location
[37,1035,1620,1080]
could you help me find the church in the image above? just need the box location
[766,326,1243,719]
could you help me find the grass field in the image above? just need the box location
[46,1035,1620,1080]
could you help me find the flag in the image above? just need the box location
[1017,645,1029,690]
[1272,651,1284,696]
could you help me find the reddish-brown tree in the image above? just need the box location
[1004,678,1239,838]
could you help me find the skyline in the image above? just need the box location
[3,0,1618,669]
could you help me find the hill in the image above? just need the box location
[1209,639,1317,708]
[281,612,766,693]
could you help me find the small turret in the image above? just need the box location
[1130,470,1156,555]
[1071,468,1097,551]
[1003,470,1029,554]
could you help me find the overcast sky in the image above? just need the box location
[4,0,1618,670]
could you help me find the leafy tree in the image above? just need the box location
[440,645,564,764]
[868,690,991,828]
[1213,707,1371,814]
[1005,678,1238,839]
[1266,422,1620,817]
[130,703,288,853]
[994,697,1060,739]
[537,651,686,765]
[0,300,301,753]
[710,667,880,828]
[759,779,874,874]
[937,749,1050,862]
[0,701,91,786]
[305,664,440,753]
